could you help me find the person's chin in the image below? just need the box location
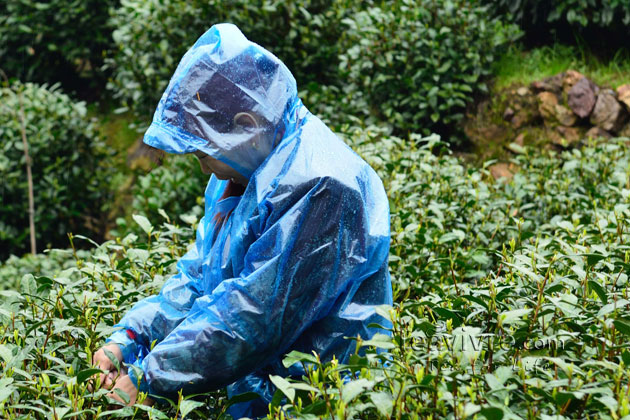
[213,172,229,180]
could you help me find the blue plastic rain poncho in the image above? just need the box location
[106,23,392,418]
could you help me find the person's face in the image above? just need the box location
[193,149,249,186]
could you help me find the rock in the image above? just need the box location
[619,122,630,138]
[585,126,612,140]
[503,107,515,121]
[489,163,516,181]
[505,88,540,129]
[563,70,584,96]
[590,90,628,132]
[516,87,530,97]
[554,104,577,126]
[531,73,565,95]
[536,92,576,125]
[552,126,582,147]
[511,112,532,129]
[568,77,598,118]
[537,92,559,121]
[617,84,630,110]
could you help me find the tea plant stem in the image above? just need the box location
[18,90,37,255]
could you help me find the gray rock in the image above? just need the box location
[563,70,585,96]
[617,84,630,110]
[531,73,565,96]
[568,77,598,118]
[552,126,582,147]
[537,92,558,121]
[585,126,612,140]
[503,107,515,121]
[554,104,577,126]
[590,90,628,132]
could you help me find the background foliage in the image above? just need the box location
[107,0,349,118]
[0,82,114,260]
[336,1,520,136]
[2,0,630,418]
[489,0,630,51]
[0,0,117,92]
[2,134,630,418]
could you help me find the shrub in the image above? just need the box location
[125,155,206,230]
[488,0,630,50]
[337,1,520,137]
[0,218,230,418]
[107,0,348,118]
[267,135,630,418]
[3,128,630,417]
[0,248,91,291]
[0,82,114,259]
[0,0,116,89]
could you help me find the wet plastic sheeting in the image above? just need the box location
[107,23,392,418]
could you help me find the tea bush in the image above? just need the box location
[0,249,90,291]
[124,155,206,231]
[271,136,630,418]
[0,0,116,87]
[488,0,630,49]
[0,82,114,259]
[107,0,349,117]
[491,0,630,28]
[337,1,520,136]
[2,133,630,418]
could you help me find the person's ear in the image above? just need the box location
[233,112,258,131]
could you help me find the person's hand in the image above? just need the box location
[108,374,138,405]
[92,343,124,390]
[108,375,154,407]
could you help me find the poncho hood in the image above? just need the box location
[143,23,299,179]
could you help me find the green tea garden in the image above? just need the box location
[2,1,630,418]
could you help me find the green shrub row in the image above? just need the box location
[269,134,630,419]
[2,132,629,418]
[114,155,206,237]
[0,0,117,89]
[0,82,115,259]
[107,0,518,137]
[488,0,630,50]
[336,1,519,136]
[106,0,350,118]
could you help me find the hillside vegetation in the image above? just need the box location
[1,0,630,418]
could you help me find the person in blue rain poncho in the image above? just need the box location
[93,23,393,418]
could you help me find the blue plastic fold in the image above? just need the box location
[107,23,392,418]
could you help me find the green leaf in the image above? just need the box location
[439,229,465,244]
[269,375,295,403]
[103,348,121,372]
[361,333,395,349]
[282,350,318,368]
[613,319,630,336]
[179,399,205,419]
[112,388,131,405]
[343,379,374,403]
[480,406,504,420]
[0,345,13,364]
[76,368,103,384]
[370,391,393,417]
[132,214,153,235]
[499,308,532,325]
[588,280,608,304]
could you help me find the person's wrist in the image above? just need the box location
[106,329,138,363]
[127,360,150,394]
